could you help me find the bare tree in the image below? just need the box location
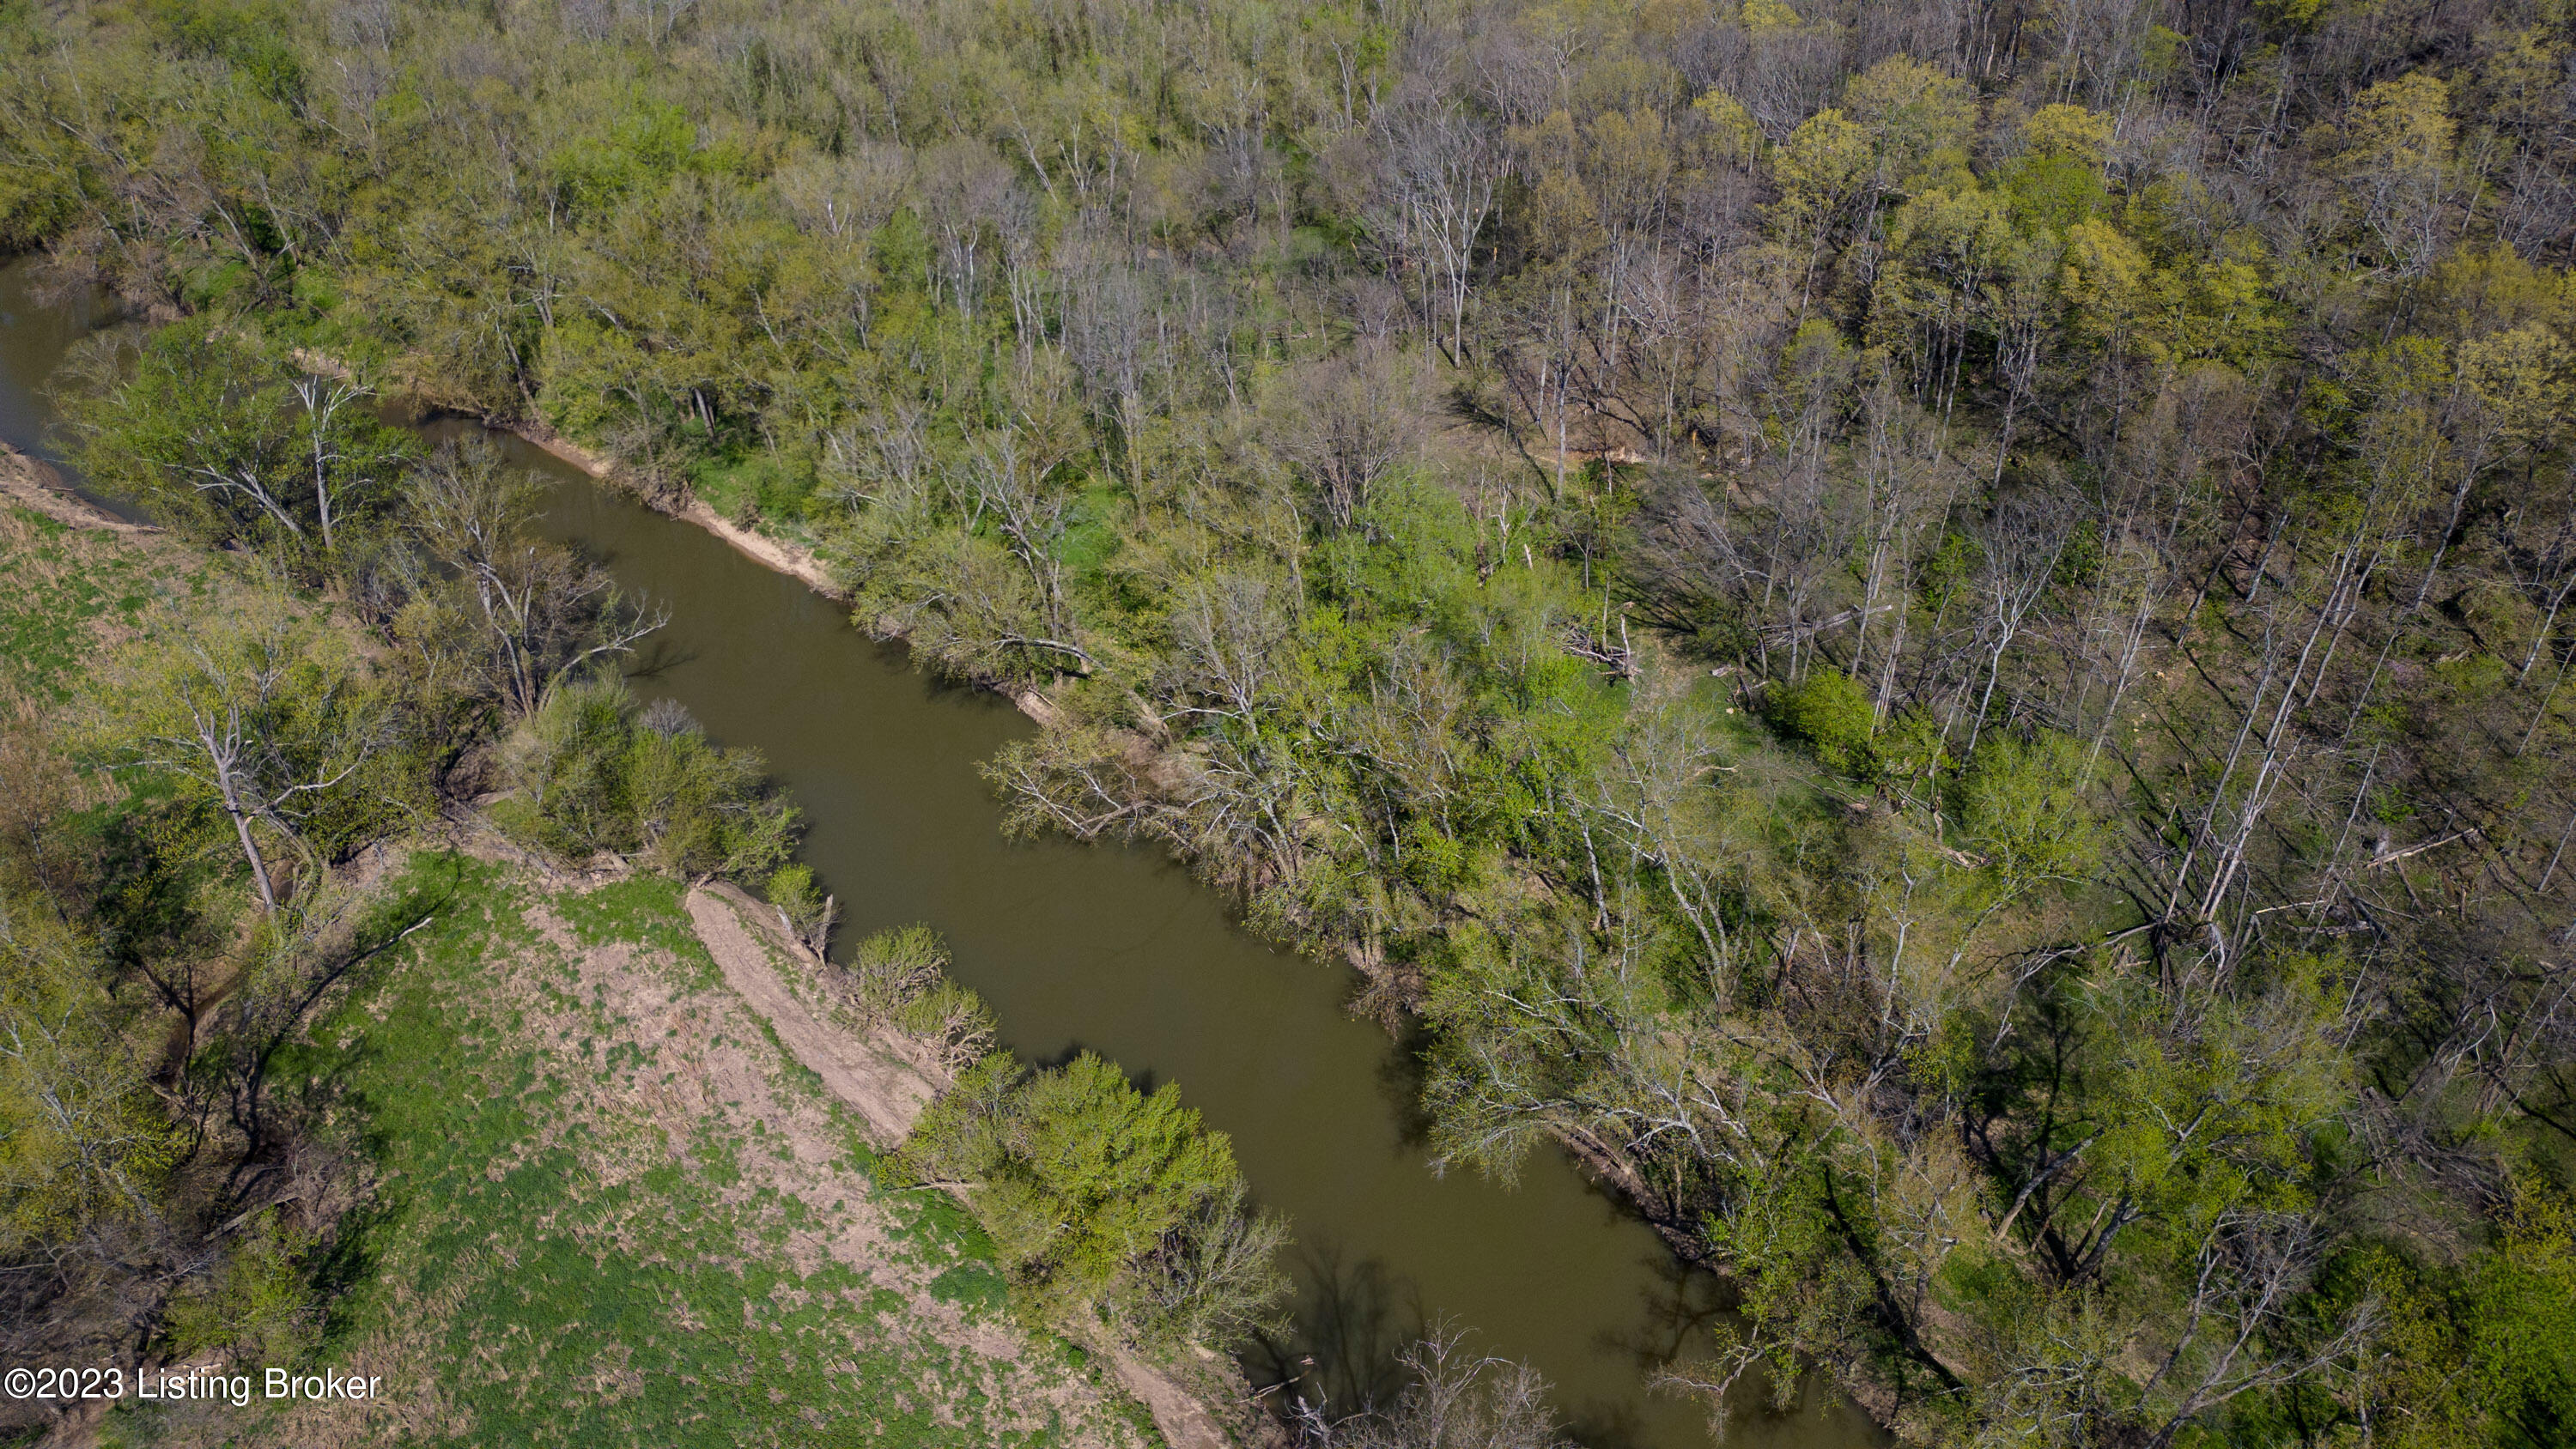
[1962,495,2074,756]
[2132,1213,2378,1449]
[406,439,667,718]
[1160,570,1296,733]
[1273,346,1414,530]
[919,140,1017,318]
[287,375,374,556]
[1367,106,1505,364]
[88,595,388,919]
[1290,1323,1568,1449]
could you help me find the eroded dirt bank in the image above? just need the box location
[677,882,1236,1449]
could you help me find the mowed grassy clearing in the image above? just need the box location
[102,858,1157,1449]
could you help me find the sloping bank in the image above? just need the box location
[675,880,1235,1449]
[489,419,1067,722]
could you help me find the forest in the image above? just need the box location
[5,0,2576,1442]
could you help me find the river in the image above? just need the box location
[0,257,1879,1449]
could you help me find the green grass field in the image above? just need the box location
[100,858,1155,1449]
[0,503,196,705]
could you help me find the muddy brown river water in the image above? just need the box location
[0,257,1880,1449]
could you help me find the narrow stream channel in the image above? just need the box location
[0,258,1880,1449]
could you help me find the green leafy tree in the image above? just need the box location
[898,1052,1285,1348]
[1770,670,1878,774]
[62,320,407,566]
[0,891,179,1264]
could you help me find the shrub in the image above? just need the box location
[1766,670,1877,774]
[491,681,799,882]
[1954,729,2101,888]
[161,1210,321,1367]
[831,925,994,1072]
[762,864,837,956]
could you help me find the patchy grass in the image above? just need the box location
[103,853,1157,1449]
[0,504,197,705]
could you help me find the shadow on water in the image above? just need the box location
[622,633,702,681]
[1610,1253,1736,1373]
[1565,1257,1735,1449]
[1246,1240,1422,1416]
[1242,1235,1798,1449]
[1373,1017,1443,1152]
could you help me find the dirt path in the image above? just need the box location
[680,886,1236,1449]
[681,886,936,1148]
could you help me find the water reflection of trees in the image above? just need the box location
[1247,1240,1424,1417]
[1562,1252,1735,1449]
[1243,1237,1802,1449]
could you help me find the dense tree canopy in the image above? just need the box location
[9,0,2576,1440]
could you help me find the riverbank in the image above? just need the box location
[676,881,1237,1449]
[477,415,1727,1253]
[428,408,1071,730]
[510,420,856,606]
[0,466,1230,1449]
[218,852,1182,1449]
[3,255,1878,1449]
[0,438,155,537]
